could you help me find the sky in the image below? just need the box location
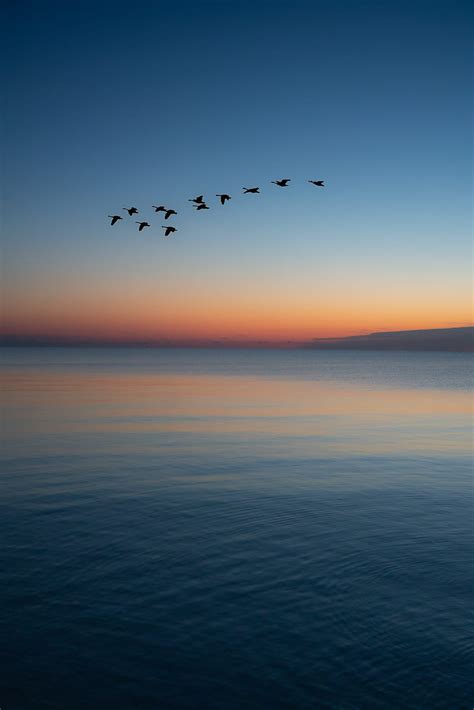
[2,0,472,344]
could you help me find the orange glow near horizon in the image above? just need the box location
[2,274,472,343]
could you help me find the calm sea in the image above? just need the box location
[1,347,472,709]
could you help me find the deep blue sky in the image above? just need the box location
[2,0,472,342]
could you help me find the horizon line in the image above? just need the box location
[1,326,472,352]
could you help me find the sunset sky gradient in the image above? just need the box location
[2,0,472,344]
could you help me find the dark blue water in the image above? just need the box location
[1,348,472,709]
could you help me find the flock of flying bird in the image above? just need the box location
[108,178,325,236]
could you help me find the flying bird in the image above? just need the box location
[153,205,167,212]
[308,180,325,187]
[136,221,150,231]
[216,194,231,204]
[188,195,204,204]
[271,179,291,187]
[123,207,138,215]
[162,226,177,237]
[164,209,177,220]
[242,187,260,194]
[108,215,123,226]
[194,203,209,210]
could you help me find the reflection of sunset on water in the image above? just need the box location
[3,362,471,459]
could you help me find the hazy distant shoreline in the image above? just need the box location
[305,326,474,352]
[0,327,472,352]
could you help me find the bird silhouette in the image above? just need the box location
[216,194,231,205]
[108,215,123,226]
[308,180,325,187]
[162,226,177,237]
[136,221,150,231]
[152,205,167,213]
[123,207,138,215]
[188,195,204,204]
[194,203,209,210]
[164,209,177,220]
[271,179,290,187]
[243,187,260,194]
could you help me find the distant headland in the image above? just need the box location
[305,327,473,352]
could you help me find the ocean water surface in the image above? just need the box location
[0,347,472,709]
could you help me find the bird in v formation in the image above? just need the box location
[110,178,325,234]
[135,221,150,232]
